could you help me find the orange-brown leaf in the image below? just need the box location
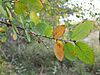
[54,40,64,61]
[53,25,65,39]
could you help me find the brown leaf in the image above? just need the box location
[53,25,65,39]
[54,40,64,61]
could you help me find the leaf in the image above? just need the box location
[44,25,53,37]
[75,41,94,64]
[64,42,76,61]
[35,22,53,37]
[0,28,5,33]
[54,40,64,61]
[14,1,27,15]
[71,20,94,40]
[29,10,40,24]
[6,7,12,20]
[12,34,17,41]
[36,22,48,35]
[53,25,65,39]
[28,0,43,11]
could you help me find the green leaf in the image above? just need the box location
[29,10,40,24]
[71,20,94,40]
[36,22,53,37]
[44,25,53,37]
[36,22,47,35]
[64,42,76,61]
[19,0,43,12]
[14,1,27,15]
[75,41,94,64]
[25,30,31,42]
[27,0,43,11]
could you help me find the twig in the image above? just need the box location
[0,19,69,43]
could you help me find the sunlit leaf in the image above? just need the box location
[29,10,40,24]
[75,41,94,64]
[53,25,65,39]
[54,40,64,61]
[71,20,94,40]
[64,42,76,61]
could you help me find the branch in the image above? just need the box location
[0,20,24,30]
[0,19,69,43]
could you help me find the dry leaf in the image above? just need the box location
[53,25,65,39]
[54,40,64,61]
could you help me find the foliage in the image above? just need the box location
[0,0,99,74]
[0,0,95,65]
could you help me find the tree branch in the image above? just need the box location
[0,19,69,43]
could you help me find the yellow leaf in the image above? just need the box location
[29,10,40,24]
[12,34,17,40]
[53,25,65,39]
[0,28,5,32]
[54,40,64,61]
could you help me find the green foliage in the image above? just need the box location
[64,41,94,64]
[75,41,94,64]
[64,42,76,61]
[25,0,43,11]
[0,0,95,70]
[71,20,94,40]
[44,25,53,37]
[36,22,53,37]
[15,1,27,15]
[29,10,40,24]
[14,0,43,15]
